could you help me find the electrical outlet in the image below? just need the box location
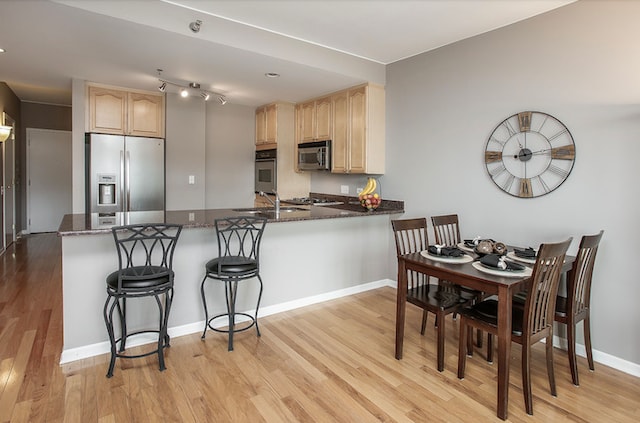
[188,175,195,185]
[356,186,363,194]
[340,185,349,194]
[188,212,195,221]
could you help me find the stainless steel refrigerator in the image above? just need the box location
[85,133,165,214]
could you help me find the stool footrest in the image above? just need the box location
[205,312,257,334]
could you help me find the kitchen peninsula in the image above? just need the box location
[57,197,404,363]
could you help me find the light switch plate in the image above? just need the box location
[340,185,349,194]
[188,175,195,185]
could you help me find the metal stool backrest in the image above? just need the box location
[214,216,267,274]
[111,223,182,293]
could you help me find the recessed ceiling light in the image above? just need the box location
[265,72,280,78]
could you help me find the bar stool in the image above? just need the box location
[200,216,267,351]
[103,223,182,378]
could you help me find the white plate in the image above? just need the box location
[457,242,475,253]
[420,250,474,264]
[472,261,532,278]
[507,251,536,264]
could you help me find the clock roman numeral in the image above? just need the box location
[518,112,532,132]
[501,174,516,193]
[548,128,569,142]
[488,136,506,148]
[547,163,570,179]
[503,119,517,137]
[485,151,502,163]
[550,144,575,160]
[534,175,551,194]
[489,163,507,177]
[519,178,533,198]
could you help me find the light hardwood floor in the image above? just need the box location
[1,233,639,422]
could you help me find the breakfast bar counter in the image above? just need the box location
[57,199,403,364]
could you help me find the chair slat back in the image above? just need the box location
[215,217,268,262]
[431,214,461,246]
[524,238,572,337]
[392,218,430,290]
[570,231,604,315]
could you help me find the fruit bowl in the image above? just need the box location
[359,193,382,211]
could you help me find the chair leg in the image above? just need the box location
[567,318,579,386]
[546,334,557,397]
[436,311,445,372]
[476,329,483,348]
[420,310,428,335]
[153,293,167,372]
[466,322,474,358]
[457,319,468,379]
[522,344,533,415]
[200,275,210,339]
[103,296,119,378]
[117,298,127,352]
[255,275,264,337]
[487,334,493,364]
[225,280,239,351]
[583,314,595,372]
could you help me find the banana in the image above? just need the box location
[359,178,374,196]
[358,177,377,196]
[369,177,377,194]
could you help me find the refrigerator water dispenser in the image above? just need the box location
[97,174,116,205]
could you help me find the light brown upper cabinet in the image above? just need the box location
[298,96,332,143]
[331,83,385,174]
[255,103,277,146]
[88,85,165,138]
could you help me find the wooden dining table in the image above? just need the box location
[395,249,574,420]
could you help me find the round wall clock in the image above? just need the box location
[484,111,575,198]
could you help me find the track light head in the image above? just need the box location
[201,92,210,101]
[158,82,167,92]
[218,95,227,105]
[180,88,189,98]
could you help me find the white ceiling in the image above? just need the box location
[0,0,574,107]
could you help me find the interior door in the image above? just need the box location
[2,113,15,247]
[0,142,4,253]
[27,128,72,233]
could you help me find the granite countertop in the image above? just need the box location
[58,195,404,236]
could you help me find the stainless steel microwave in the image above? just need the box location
[298,140,331,171]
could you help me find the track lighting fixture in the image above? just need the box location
[155,70,226,104]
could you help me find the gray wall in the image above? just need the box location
[383,1,640,367]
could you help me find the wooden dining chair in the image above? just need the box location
[555,230,603,386]
[431,214,483,345]
[457,237,572,415]
[392,218,469,371]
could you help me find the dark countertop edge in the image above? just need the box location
[58,201,405,237]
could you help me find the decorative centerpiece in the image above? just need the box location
[358,177,382,211]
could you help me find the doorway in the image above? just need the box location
[26,128,72,233]
[2,113,16,250]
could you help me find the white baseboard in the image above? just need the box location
[552,335,640,378]
[60,278,395,364]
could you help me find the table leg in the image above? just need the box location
[496,284,513,420]
[395,258,407,359]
